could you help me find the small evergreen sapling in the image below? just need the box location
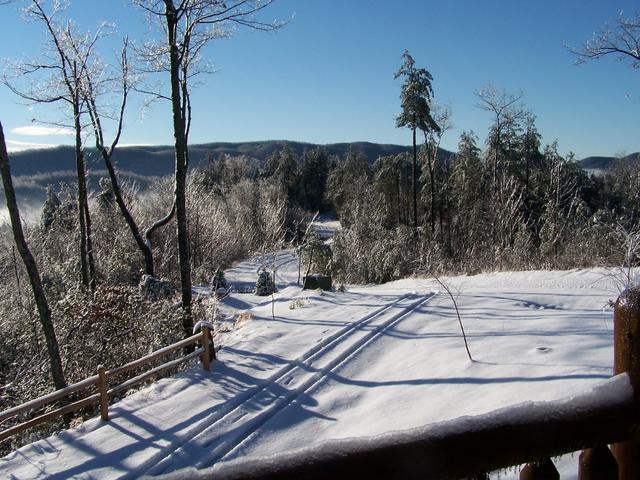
[211,268,228,290]
[41,185,61,231]
[255,269,276,296]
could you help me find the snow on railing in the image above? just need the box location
[0,325,214,443]
[151,374,636,480]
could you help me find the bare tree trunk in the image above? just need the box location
[145,202,176,251]
[412,127,418,232]
[428,149,436,236]
[396,173,401,227]
[492,125,501,246]
[72,90,95,292]
[74,103,90,289]
[84,198,96,291]
[443,160,452,256]
[0,122,66,390]
[166,3,193,338]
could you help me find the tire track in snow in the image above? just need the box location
[144,292,435,475]
[128,292,425,478]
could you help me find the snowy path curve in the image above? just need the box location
[142,293,435,476]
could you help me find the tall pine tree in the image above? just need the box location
[395,50,439,233]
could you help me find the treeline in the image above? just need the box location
[203,120,640,286]
[328,128,638,283]
[223,123,639,285]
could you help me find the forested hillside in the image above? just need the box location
[2,141,425,214]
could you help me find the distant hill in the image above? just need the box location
[579,152,640,171]
[3,140,453,216]
[8,140,430,178]
[8,139,632,219]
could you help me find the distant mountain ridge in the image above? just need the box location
[579,152,640,171]
[8,140,431,179]
[3,140,445,214]
[10,139,635,178]
[3,139,636,215]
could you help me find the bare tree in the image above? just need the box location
[132,0,285,338]
[569,11,640,70]
[476,84,526,191]
[476,84,527,244]
[4,0,97,291]
[82,36,174,278]
[0,122,66,390]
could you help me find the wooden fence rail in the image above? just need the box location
[153,374,636,480]
[0,325,213,443]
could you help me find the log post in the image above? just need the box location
[97,365,109,421]
[578,445,618,479]
[613,286,640,479]
[520,457,559,480]
[202,326,211,371]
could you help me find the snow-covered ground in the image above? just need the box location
[0,255,625,479]
[309,216,341,241]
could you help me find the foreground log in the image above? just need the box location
[613,286,640,479]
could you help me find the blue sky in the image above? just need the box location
[0,0,638,159]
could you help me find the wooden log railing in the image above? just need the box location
[153,373,638,480]
[0,325,214,443]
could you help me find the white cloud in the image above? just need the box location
[11,125,75,136]
[5,139,59,152]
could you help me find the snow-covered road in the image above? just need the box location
[0,262,623,479]
[145,293,435,475]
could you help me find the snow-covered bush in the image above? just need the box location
[139,275,173,301]
[0,271,183,454]
[187,172,304,284]
[91,180,153,285]
[54,285,183,382]
[332,219,414,284]
[210,268,228,291]
[40,185,61,231]
[255,269,276,296]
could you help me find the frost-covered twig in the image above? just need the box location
[302,210,320,240]
[423,264,473,362]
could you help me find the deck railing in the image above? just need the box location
[157,377,636,479]
[0,325,214,443]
